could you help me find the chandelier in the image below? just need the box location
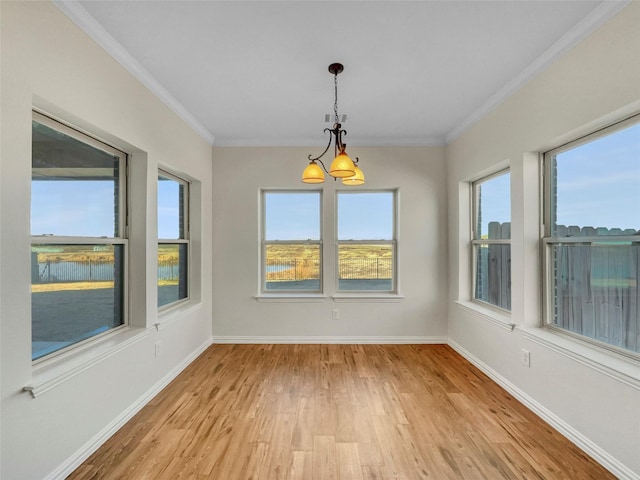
[302,63,365,185]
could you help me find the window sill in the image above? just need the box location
[332,293,405,303]
[255,294,327,303]
[519,326,640,390]
[454,300,515,331]
[24,327,150,398]
[156,300,202,331]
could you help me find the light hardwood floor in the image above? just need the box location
[69,344,614,479]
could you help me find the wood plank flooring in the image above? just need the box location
[68,344,614,479]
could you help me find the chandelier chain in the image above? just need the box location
[334,72,339,124]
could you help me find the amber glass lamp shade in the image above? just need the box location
[302,161,325,183]
[342,165,365,185]
[329,151,356,178]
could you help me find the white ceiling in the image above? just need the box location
[57,1,626,147]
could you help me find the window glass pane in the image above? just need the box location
[265,244,320,291]
[338,244,393,291]
[551,242,639,353]
[338,192,393,240]
[265,192,320,241]
[158,243,188,307]
[475,172,510,239]
[31,121,121,237]
[474,244,511,310]
[158,174,185,239]
[31,244,124,360]
[551,122,640,235]
[473,171,511,310]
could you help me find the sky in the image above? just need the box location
[477,172,510,238]
[157,179,181,239]
[477,122,639,235]
[264,191,393,241]
[337,192,393,240]
[30,122,639,239]
[264,192,320,240]
[554,122,639,231]
[31,180,117,237]
[31,177,183,238]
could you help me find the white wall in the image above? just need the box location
[0,2,213,479]
[212,146,448,341]
[447,2,640,478]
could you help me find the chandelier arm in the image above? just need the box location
[315,158,329,174]
[307,128,335,163]
[336,127,347,152]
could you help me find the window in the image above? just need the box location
[337,191,396,292]
[31,112,127,361]
[472,170,511,310]
[543,116,640,354]
[262,191,321,292]
[158,171,189,307]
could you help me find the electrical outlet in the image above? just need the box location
[332,308,339,320]
[155,341,161,357]
[521,348,530,367]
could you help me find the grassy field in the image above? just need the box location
[158,244,181,264]
[266,244,393,280]
[33,244,393,288]
[35,244,391,263]
[266,244,392,260]
[35,244,181,263]
[35,249,114,264]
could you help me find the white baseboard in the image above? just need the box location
[46,337,213,480]
[447,339,639,480]
[211,335,447,344]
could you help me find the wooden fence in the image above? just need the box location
[552,225,639,352]
[475,222,511,310]
[477,222,639,352]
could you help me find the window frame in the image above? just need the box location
[542,114,640,358]
[260,189,323,294]
[31,111,129,364]
[157,169,190,309]
[471,168,511,312]
[335,189,398,294]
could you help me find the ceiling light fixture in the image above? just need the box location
[302,63,365,185]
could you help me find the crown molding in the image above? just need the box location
[52,0,216,146]
[445,0,631,144]
[213,136,446,148]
